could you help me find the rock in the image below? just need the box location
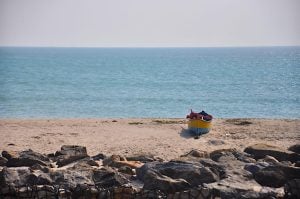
[92,153,106,160]
[174,150,211,164]
[86,159,99,167]
[0,166,54,190]
[198,158,227,179]
[288,144,300,154]
[113,186,140,199]
[137,161,218,192]
[72,157,100,167]
[207,139,225,145]
[204,181,284,199]
[258,155,279,164]
[6,149,50,167]
[254,166,286,188]
[103,155,143,169]
[210,148,255,163]
[50,163,94,190]
[126,154,163,163]
[27,171,53,185]
[93,167,128,189]
[284,179,300,198]
[143,170,190,193]
[180,149,209,159]
[0,156,7,166]
[55,145,88,157]
[244,143,300,162]
[244,162,270,175]
[55,145,89,167]
[30,164,50,173]
[2,150,18,160]
[0,167,32,187]
[254,165,300,188]
[118,166,135,175]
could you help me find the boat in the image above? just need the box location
[186,110,212,136]
[188,118,212,135]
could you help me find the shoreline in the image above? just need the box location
[0,118,299,160]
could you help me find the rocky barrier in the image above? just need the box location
[0,143,299,198]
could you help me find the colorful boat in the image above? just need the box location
[188,119,212,135]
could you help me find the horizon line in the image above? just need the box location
[1,45,300,48]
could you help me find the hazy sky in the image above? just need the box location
[0,0,299,47]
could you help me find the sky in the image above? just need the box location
[0,0,299,47]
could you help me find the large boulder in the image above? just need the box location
[55,145,89,167]
[204,180,284,199]
[6,149,50,167]
[136,161,218,192]
[0,166,52,190]
[254,165,300,188]
[0,167,32,187]
[50,164,94,189]
[244,143,300,162]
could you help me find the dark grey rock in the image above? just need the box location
[288,144,300,154]
[27,171,53,185]
[6,149,49,167]
[137,161,218,192]
[199,158,227,179]
[210,148,255,163]
[118,166,135,175]
[0,167,32,187]
[254,165,300,188]
[143,170,190,193]
[244,143,300,163]
[284,179,300,198]
[244,162,270,175]
[205,181,284,199]
[55,145,89,167]
[1,150,17,160]
[30,163,50,173]
[55,145,88,157]
[93,167,128,189]
[91,153,106,160]
[50,164,94,189]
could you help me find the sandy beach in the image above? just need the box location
[0,118,299,160]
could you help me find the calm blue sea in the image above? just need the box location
[0,47,299,118]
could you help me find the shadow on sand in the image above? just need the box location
[179,127,194,139]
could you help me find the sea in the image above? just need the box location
[0,47,299,118]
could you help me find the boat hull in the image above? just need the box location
[188,119,212,135]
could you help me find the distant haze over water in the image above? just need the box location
[0,47,299,118]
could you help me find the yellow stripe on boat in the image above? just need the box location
[188,119,212,129]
